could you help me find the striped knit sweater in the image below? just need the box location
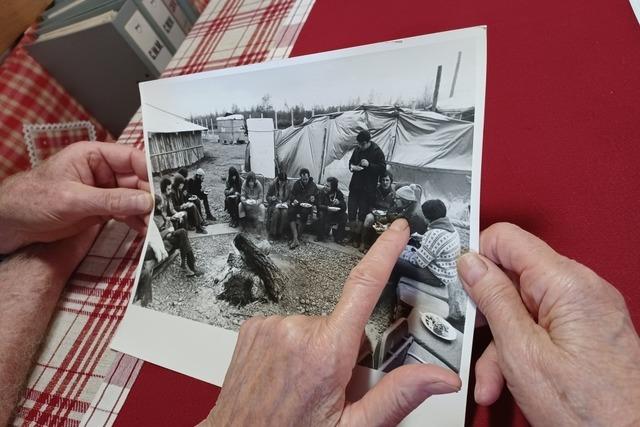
[411,217,461,286]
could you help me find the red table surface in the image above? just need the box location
[116,0,640,425]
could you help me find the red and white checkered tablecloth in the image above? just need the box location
[5,0,315,425]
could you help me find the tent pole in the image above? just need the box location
[450,51,462,98]
[318,127,328,183]
[432,65,442,111]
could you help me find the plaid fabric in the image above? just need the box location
[8,0,314,425]
[0,33,113,180]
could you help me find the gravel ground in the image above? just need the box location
[147,139,396,352]
[144,231,396,347]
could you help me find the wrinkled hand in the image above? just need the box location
[201,219,461,427]
[457,223,640,426]
[0,142,151,253]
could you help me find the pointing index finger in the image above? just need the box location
[330,219,410,345]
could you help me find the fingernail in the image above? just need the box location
[133,193,152,212]
[458,252,488,287]
[389,218,409,231]
[428,380,461,394]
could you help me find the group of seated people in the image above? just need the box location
[222,166,460,265]
[157,168,218,234]
[134,164,463,306]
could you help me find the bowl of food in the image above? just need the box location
[245,199,257,205]
[372,209,387,216]
[327,206,341,212]
[188,195,198,202]
[300,202,313,208]
[420,312,456,341]
[276,202,288,209]
[351,165,364,172]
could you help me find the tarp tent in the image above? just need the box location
[274,106,474,219]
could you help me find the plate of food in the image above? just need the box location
[227,194,238,198]
[300,202,313,208]
[372,222,388,233]
[372,209,387,216]
[245,199,257,205]
[327,206,341,212]
[276,202,288,209]
[420,312,456,341]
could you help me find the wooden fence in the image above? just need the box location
[148,131,204,173]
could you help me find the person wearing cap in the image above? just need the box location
[388,184,427,235]
[347,130,386,248]
[189,168,216,222]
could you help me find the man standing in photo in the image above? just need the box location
[347,130,386,247]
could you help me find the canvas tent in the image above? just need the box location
[274,105,474,219]
[146,107,208,173]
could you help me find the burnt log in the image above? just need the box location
[216,253,263,306]
[233,233,286,302]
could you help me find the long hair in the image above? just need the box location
[227,167,242,191]
[326,176,339,191]
[171,174,185,192]
[160,176,172,193]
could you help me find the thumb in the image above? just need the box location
[457,252,536,347]
[341,365,460,426]
[70,184,153,218]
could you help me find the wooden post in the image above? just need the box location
[450,51,462,98]
[432,65,442,111]
[290,110,294,127]
[275,110,278,129]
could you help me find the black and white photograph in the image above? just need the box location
[113,27,486,426]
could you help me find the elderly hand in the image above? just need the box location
[457,223,640,426]
[201,219,461,427]
[0,142,151,254]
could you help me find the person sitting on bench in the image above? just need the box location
[266,171,291,240]
[287,168,318,249]
[315,176,347,243]
[239,171,266,237]
[360,171,395,251]
[169,174,208,234]
[224,166,243,228]
[134,194,203,306]
[395,199,461,287]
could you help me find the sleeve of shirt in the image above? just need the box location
[369,146,387,176]
[349,148,358,166]
[414,233,436,268]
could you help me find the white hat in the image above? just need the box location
[196,168,205,176]
[395,185,417,202]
